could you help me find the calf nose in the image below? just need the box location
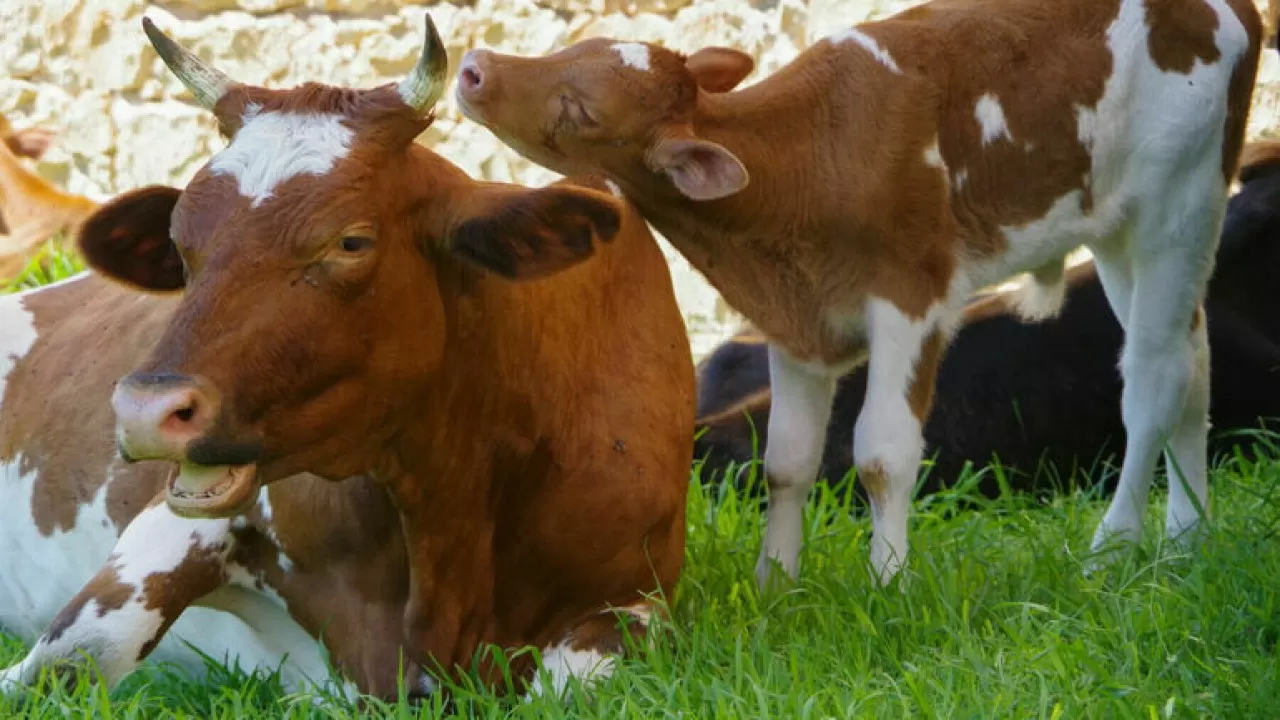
[112,373,217,462]
[458,49,489,96]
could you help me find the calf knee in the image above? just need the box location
[853,397,924,503]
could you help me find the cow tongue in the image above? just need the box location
[166,462,259,518]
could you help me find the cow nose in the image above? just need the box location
[112,373,217,462]
[458,50,489,96]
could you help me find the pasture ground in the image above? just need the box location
[3,247,1279,718]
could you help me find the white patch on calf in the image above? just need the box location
[525,643,616,700]
[210,104,354,208]
[1,502,231,687]
[611,43,651,71]
[974,93,1013,146]
[605,180,625,199]
[922,140,946,170]
[828,28,903,74]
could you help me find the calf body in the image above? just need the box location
[11,15,694,698]
[459,0,1263,583]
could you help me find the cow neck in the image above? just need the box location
[374,263,567,671]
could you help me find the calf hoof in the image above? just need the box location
[754,550,798,592]
[1084,520,1142,576]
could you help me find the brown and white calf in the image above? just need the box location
[2,14,694,699]
[457,0,1264,584]
[0,118,100,283]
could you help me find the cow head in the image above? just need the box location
[89,15,624,519]
[455,39,755,201]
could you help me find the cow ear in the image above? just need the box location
[78,186,186,292]
[443,182,623,280]
[685,47,754,93]
[647,134,748,201]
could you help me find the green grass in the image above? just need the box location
[2,237,85,293]
[4,249,1280,717]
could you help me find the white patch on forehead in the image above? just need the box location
[605,180,625,199]
[974,93,1013,146]
[611,43,651,71]
[828,28,903,75]
[210,104,355,208]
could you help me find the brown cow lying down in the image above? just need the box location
[454,0,1264,585]
[0,14,694,700]
[695,143,1280,499]
[0,117,99,283]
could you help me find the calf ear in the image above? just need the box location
[78,186,186,292]
[647,135,749,201]
[444,183,623,280]
[5,128,55,160]
[685,47,755,93]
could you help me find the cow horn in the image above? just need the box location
[398,13,449,114]
[142,17,234,111]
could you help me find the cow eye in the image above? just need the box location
[338,236,373,253]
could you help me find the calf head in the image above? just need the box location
[87,15,624,519]
[456,38,755,201]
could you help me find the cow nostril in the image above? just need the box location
[174,406,195,424]
[461,66,483,91]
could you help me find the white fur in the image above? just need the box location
[923,140,946,170]
[210,104,354,208]
[756,345,838,587]
[828,28,903,75]
[854,298,957,584]
[611,43,651,72]
[974,93,1013,146]
[525,644,615,700]
[605,180,624,199]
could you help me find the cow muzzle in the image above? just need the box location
[112,373,261,518]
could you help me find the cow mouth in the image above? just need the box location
[165,462,260,518]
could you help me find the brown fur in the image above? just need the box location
[1144,0,1223,72]
[45,560,133,643]
[1222,0,1265,182]
[81,78,694,690]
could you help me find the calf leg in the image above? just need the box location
[0,497,231,690]
[1090,204,1219,559]
[755,344,837,588]
[523,601,654,700]
[854,298,945,585]
[1164,307,1212,547]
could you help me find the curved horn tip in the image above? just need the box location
[140,15,234,112]
[397,12,449,114]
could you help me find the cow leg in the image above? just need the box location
[523,601,653,701]
[0,498,231,691]
[755,344,836,588]
[853,298,945,586]
[1089,193,1221,562]
[1164,306,1211,548]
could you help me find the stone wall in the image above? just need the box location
[2,0,1278,358]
